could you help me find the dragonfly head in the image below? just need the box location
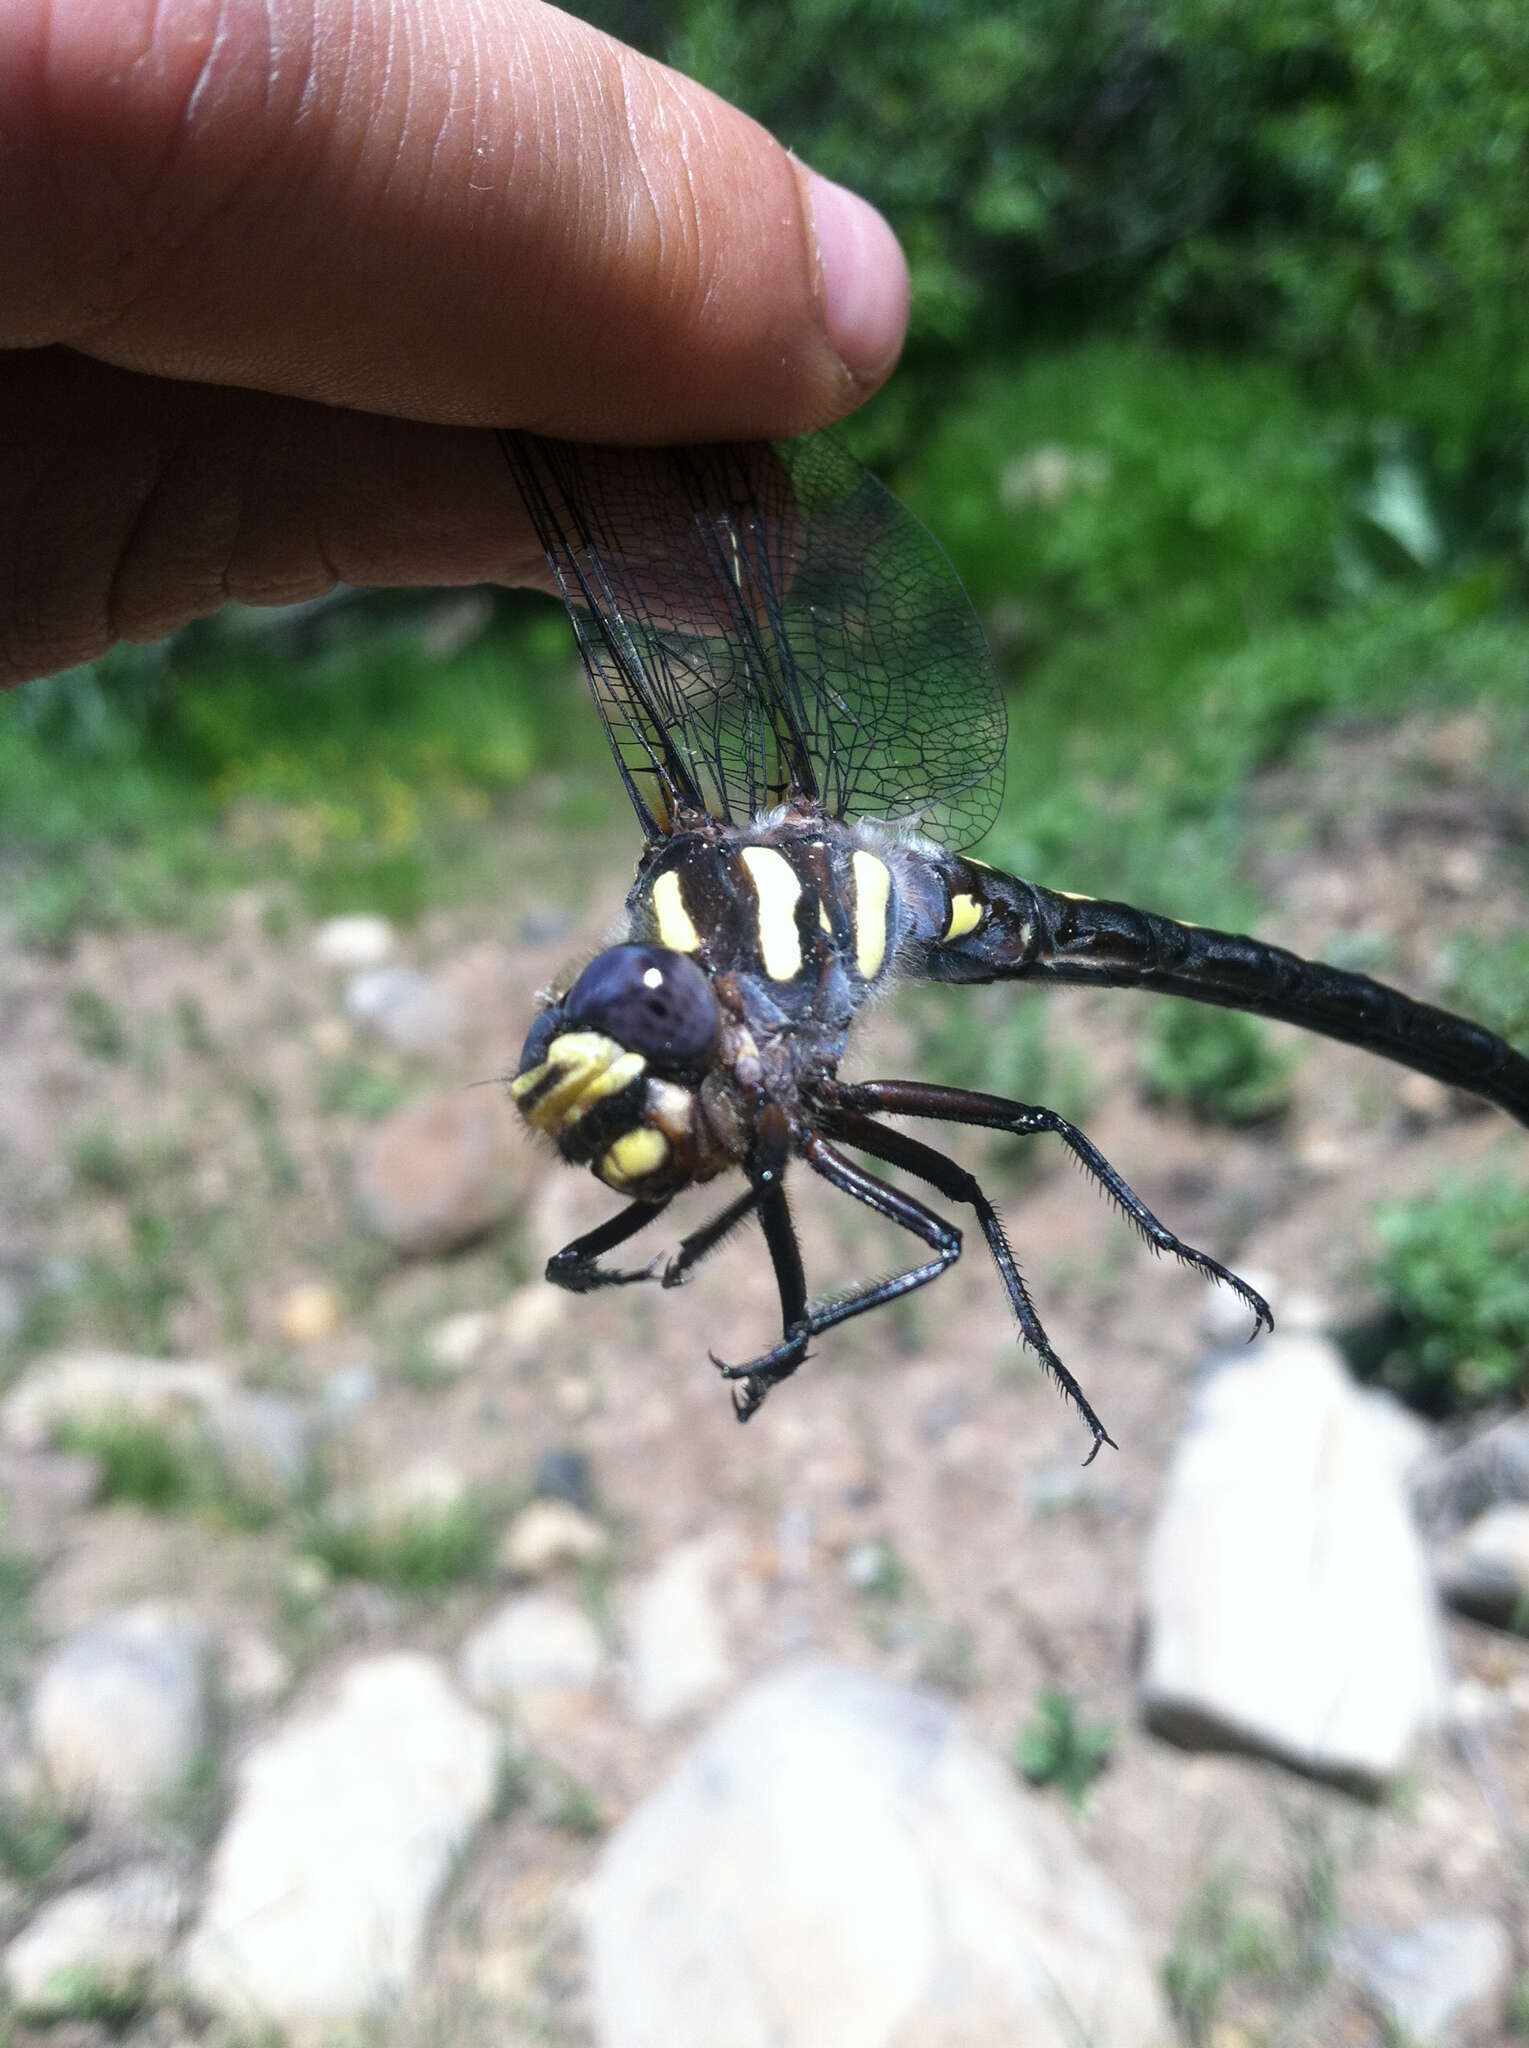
[510,945,720,1198]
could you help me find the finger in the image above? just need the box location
[0,0,908,442]
[0,350,556,688]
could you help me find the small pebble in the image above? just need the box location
[277,1281,343,1346]
[498,1500,609,1579]
[313,914,395,968]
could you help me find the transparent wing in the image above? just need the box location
[502,432,1007,848]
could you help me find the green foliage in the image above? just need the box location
[589,0,1529,493]
[1012,1687,1114,1810]
[1162,1867,1283,2046]
[54,1410,276,1529]
[1367,1176,1529,1410]
[64,987,127,1062]
[305,1496,494,1595]
[1139,1001,1298,1126]
[0,1791,75,1888]
[1445,931,1529,1053]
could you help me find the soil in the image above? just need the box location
[1,709,1526,2046]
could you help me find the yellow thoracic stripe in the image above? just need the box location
[851,851,892,980]
[600,1126,670,1190]
[943,891,982,942]
[651,870,701,953]
[740,846,803,981]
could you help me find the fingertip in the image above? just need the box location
[802,170,910,388]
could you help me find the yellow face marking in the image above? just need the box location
[818,904,833,935]
[651,870,701,953]
[851,850,892,980]
[1058,890,1097,902]
[599,1126,671,1192]
[510,1032,645,1135]
[740,846,803,981]
[943,891,982,942]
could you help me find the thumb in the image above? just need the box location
[0,0,908,440]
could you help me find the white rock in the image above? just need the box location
[459,1592,606,1733]
[498,1499,609,1579]
[1196,1266,1278,1346]
[429,1309,499,1374]
[0,1352,312,1504]
[1140,1334,1446,1790]
[31,1603,212,1818]
[222,1631,292,1710]
[1334,1914,1511,2045]
[4,1862,187,2017]
[1,1352,228,1452]
[1438,1502,1529,1626]
[500,1279,567,1352]
[365,1454,470,1531]
[312,915,395,969]
[181,1653,500,2028]
[590,1660,1167,2048]
[344,966,458,1055]
[625,1535,735,1725]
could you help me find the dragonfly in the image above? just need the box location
[501,432,1529,1459]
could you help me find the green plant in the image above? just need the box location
[54,1411,275,1530]
[1445,931,1529,1053]
[0,1791,75,1888]
[1162,1867,1281,2048]
[67,1123,139,1196]
[1139,1001,1298,1127]
[1367,1176,1529,1410]
[64,986,127,1061]
[1012,1688,1114,1810]
[305,1496,494,1596]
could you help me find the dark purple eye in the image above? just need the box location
[564,945,719,1072]
[516,1004,564,1077]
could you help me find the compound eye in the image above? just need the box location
[564,945,719,1072]
[516,1005,563,1077]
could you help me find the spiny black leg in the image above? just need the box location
[835,1079,1273,1338]
[661,1187,761,1289]
[714,1132,963,1415]
[546,1197,672,1292]
[724,1104,809,1422]
[822,1106,1115,1462]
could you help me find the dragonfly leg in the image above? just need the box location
[822,1104,1115,1461]
[546,1197,673,1292]
[835,1079,1273,1338]
[714,1133,962,1420]
[660,1186,762,1288]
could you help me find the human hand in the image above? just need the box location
[0,0,908,685]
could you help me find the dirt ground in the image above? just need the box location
[1,709,1527,2045]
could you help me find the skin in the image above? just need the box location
[0,0,909,685]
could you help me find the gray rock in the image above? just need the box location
[1415,1412,1529,1535]
[4,1862,187,2018]
[590,1660,1168,2048]
[201,1389,313,1505]
[1,1352,228,1452]
[352,1093,518,1255]
[459,1592,606,1739]
[1333,1914,1511,2045]
[312,914,395,968]
[624,1535,735,1726]
[344,966,458,1055]
[1437,1502,1529,1627]
[0,1352,312,1505]
[31,1603,212,1818]
[1140,1334,1446,1790]
[180,1652,500,2029]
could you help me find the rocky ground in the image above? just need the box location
[0,711,1526,2045]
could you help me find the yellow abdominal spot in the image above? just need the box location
[851,851,892,980]
[652,870,701,953]
[943,891,982,942]
[511,1031,646,1135]
[600,1127,671,1191]
[740,846,803,981]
